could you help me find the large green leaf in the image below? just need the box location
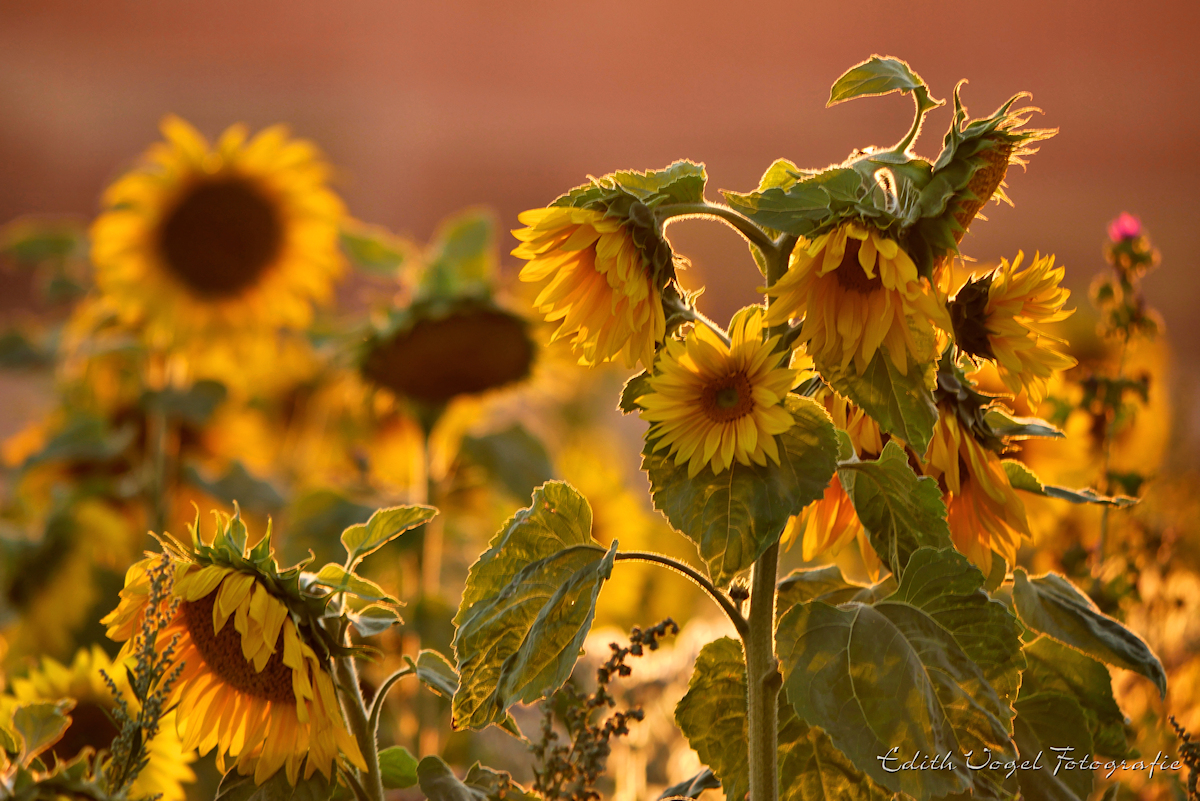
[825,351,938,454]
[11,701,72,764]
[1021,636,1128,758]
[828,55,934,106]
[1012,569,1166,697]
[644,395,838,586]
[675,638,750,801]
[676,637,889,801]
[777,553,1018,800]
[1012,692,1094,801]
[1003,461,1136,507]
[884,548,1025,708]
[214,767,336,801]
[722,169,864,239]
[340,504,438,567]
[837,441,952,578]
[775,565,894,624]
[452,482,614,729]
[461,425,554,502]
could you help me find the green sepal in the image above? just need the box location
[642,395,839,587]
[837,441,953,579]
[1012,569,1167,697]
[1003,461,1137,507]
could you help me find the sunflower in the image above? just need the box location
[637,307,796,478]
[764,222,951,377]
[512,206,665,369]
[950,252,1075,403]
[8,646,195,800]
[90,115,344,347]
[102,531,366,785]
[923,412,1031,573]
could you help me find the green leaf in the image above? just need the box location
[1012,570,1166,697]
[612,160,707,205]
[775,565,894,623]
[11,701,72,764]
[416,756,534,801]
[461,425,554,502]
[984,409,1063,440]
[347,604,402,637]
[143,379,227,426]
[311,564,398,603]
[837,441,952,578]
[1022,636,1128,758]
[658,769,721,800]
[1003,462,1137,507]
[884,548,1025,708]
[722,169,864,239]
[452,482,614,729]
[215,766,336,801]
[182,461,284,515]
[22,416,136,467]
[421,209,498,300]
[1012,692,1094,801]
[675,638,750,801]
[828,55,934,106]
[825,351,938,454]
[776,562,1018,800]
[340,221,409,275]
[340,504,438,566]
[415,649,460,698]
[777,707,894,801]
[644,395,839,586]
[379,746,419,789]
[619,370,652,414]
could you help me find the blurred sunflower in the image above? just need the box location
[950,252,1075,403]
[923,412,1030,573]
[90,116,344,347]
[638,307,795,478]
[9,646,195,800]
[512,207,665,369]
[764,222,951,378]
[102,516,365,785]
[782,389,883,577]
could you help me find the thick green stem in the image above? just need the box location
[335,655,385,801]
[745,543,781,801]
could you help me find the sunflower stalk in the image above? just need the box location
[333,654,385,801]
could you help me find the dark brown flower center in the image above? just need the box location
[362,306,535,404]
[181,588,296,704]
[701,371,754,423]
[49,700,120,763]
[157,177,283,299]
[832,239,882,294]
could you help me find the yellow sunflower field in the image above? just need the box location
[1,22,1198,801]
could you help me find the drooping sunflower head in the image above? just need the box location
[637,307,797,478]
[922,411,1030,573]
[8,646,195,800]
[101,512,366,785]
[764,221,951,379]
[90,116,345,346]
[949,252,1076,404]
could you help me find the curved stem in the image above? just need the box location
[614,551,747,637]
[892,86,935,156]
[367,665,416,737]
[657,201,778,257]
[663,292,731,346]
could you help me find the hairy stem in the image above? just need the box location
[368,665,416,737]
[335,655,385,801]
[745,543,781,801]
[614,551,747,637]
[658,201,779,257]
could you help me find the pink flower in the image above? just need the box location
[1107,212,1142,242]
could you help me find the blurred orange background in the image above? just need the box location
[2,0,1197,444]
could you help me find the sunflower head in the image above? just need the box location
[8,646,195,801]
[637,307,797,478]
[90,116,345,347]
[764,221,952,379]
[101,511,369,785]
[949,252,1076,403]
[513,162,706,369]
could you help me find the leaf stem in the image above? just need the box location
[367,665,416,737]
[340,766,372,801]
[663,292,731,346]
[334,655,385,801]
[613,551,748,637]
[658,201,779,258]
